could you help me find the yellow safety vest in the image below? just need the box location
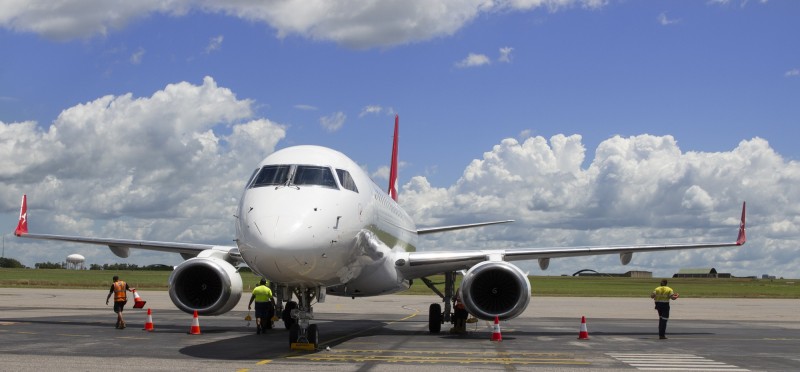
[652,285,673,302]
[252,285,272,302]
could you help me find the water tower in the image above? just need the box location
[66,253,85,270]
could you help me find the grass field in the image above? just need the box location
[2,268,798,298]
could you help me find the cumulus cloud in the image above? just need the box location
[785,69,799,77]
[403,134,800,278]
[359,105,384,117]
[0,77,286,266]
[456,53,491,68]
[0,0,609,48]
[294,104,318,111]
[320,111,346,132]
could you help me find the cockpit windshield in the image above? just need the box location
[249,164,339,189]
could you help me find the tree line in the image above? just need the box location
[0,258,173,271]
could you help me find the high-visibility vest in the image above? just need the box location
[113,281,127,302]
[252,285,272,302]
[652,285,673,302]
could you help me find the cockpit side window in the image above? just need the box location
[294,166,338,189]
[251,165,292,188]
[336,169,359,193]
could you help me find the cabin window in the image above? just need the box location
[251,165,292,188]
[294,166,338,189]
[336,169,359,193]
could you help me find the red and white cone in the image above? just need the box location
[189,310,201,335]
[132,289,146,309]
[577,316,590,340]
[491,316,502,342]
[143,308,154,331]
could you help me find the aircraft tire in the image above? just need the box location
[429,303,442,333]
[308,324,319,349]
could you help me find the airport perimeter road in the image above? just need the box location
[1,288,798,371]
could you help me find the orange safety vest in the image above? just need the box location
[113,281,127,302]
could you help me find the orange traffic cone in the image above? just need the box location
[143,308,154,331]
[132,289,146,309]
[490,316,502,342]
[189,310,201,335]
[577,316,589,339]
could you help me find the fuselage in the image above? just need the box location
[235,145,417,296]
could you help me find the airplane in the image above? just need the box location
[14,115,747,348]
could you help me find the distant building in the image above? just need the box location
[673,268,731,278]
[573,269,652,278]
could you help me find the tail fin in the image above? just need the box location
[387,115,399,201]
[15,194,28,236]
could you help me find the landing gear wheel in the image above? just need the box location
[308,324,319,349]
[289,323,299,347]
[429,303,442,333]
[282,301,297,330]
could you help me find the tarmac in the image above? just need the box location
[1,288,798,371]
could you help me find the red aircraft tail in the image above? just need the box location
[736,201,746,246]
[387,115,399,201]
[15,194,28,236]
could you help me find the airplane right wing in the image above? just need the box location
[13,194,240,261]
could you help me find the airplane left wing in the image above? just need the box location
[402,202,746,278]
[13,195,239,261]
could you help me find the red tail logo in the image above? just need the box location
[736,201,746,245]
[387,115,399,201]
[15,194,28,236]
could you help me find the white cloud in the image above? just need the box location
[0,0,609,48]
[402,134,800,279]
[320,111,346,132]
[294,104,318,111]
[205,35,224,53]
[785,69,800,77]
[359,105,384,117]
[498,47,514,63]
[657,12,680,26]
[130,47,145,64]
[456,53,491,68]
[1,76,286,266]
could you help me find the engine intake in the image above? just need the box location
[460,260,531,321]
[168,257,242,315]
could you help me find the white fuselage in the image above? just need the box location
[235,145,417,296]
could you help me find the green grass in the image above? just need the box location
[1,268,798,298]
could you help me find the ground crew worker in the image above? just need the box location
[248,278,275,334]
[105,275,134,329]
[650,279,679,339]
[450,289,468,334]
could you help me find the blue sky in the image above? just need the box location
[1,0,799,278]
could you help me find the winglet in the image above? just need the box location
[736,201,746,246]
[387,114,399,201]
[15,194,28,236]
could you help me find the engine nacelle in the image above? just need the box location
[168,257,243,315]
[460,260,531,321]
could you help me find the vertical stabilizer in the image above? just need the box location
[388,115,399,201]
[15,194,28,236]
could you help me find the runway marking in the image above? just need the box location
[608,353,749,371]
[288,349,588,366]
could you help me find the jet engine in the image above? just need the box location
[459,260,531,321]
[168,257,243,315]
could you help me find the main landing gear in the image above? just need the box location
[421,271,458,334]
[279,285,323,350]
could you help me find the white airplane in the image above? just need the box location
[14,115,746,348]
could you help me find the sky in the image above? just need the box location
[1,0,799,279]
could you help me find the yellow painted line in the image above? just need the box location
[16,331,37,334]
[255,360,272,365]
[236,369,250,372]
